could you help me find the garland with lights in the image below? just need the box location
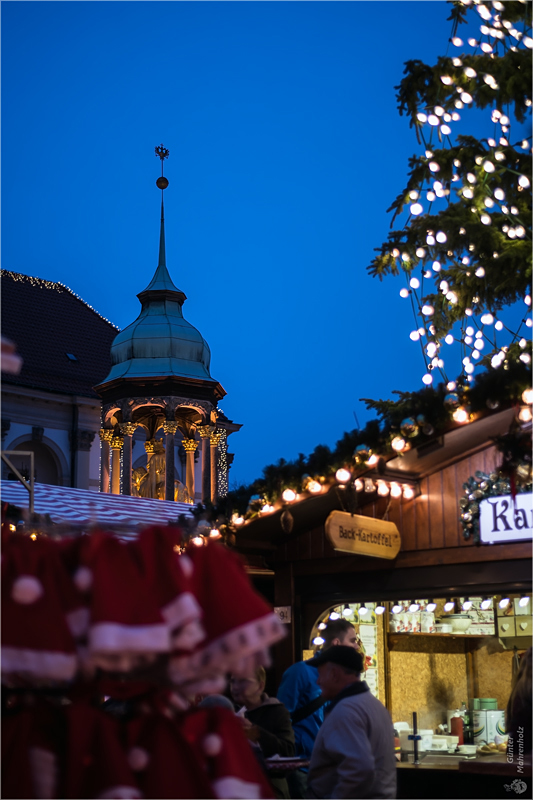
[367,0,531,389]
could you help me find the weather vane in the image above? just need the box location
[155,143,169,190]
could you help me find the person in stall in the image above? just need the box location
[230,666,295,799]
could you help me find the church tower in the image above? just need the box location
[95,145,240,503]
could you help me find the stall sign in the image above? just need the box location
[274,606,292,624]
[325,511,401,560]
[479,493,533,544]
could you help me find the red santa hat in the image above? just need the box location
[87,534,170,672]
[131,526,205,651]
[62,703,142,799]
[180,706,275,799]
[125,710,213,799]
[168,542,285,692]
[2,536,78,682]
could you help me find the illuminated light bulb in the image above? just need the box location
[441,125,451,135]
[447,382,456,391]
[481,313,494,325]
[483,161,495,173]
[354,479,364,492]
[425,150,433,158]
[466,173,476,184]
[465,363,474,374]
[192,535,204,547]
[426,342,438,357]
[409,330,420,341]
[318,622,327,630]
[392,602,402,614]
[329,610,340,620]
[422,373,433,385]
[518,175,531,189]
[401,252,410,262]
[499,138,508,147]
[519,338,527,349]
[516,227,525,238]
[462,188,474,199]
[465,336,473,345]
[282,489,296,503]
[498,597,510,610]
[462,257,470,266]
[523,36,533,49]
[522,140,529,150]
[391,436,406,452]
[308,480,322,494]
[400,288,409,298]
[336,468,351,484]
[313,636,325,646]
[452,36,463,46]
[525,296,531,306]
[410,277,420,289]
[462,599,473,611]
[432,261,441,272]
[500,115,510,126]
[522,389,533,405]
[390,482,402,498]
[375,604,386,615]
[359,604,369,616]
[364,478,375,493]
[436,231,447,243]
[447,291,458,304]
[480,598,492,610]
[519,405,533,421]
[461,92,473,103]
[444,600,455,612]
[519,596,530,608]
[426,600,437,612]
[472,350,481,360]
[342,604,353,618]
[408,192,420,202]
[445,334,454,345]
[520,354,531,365]
[487,138,496,147]
[260,504,275,514]
[428,161,440,172]
[422,305,434,316]
[434,106,444,117]
[452,58,462,68]
[480,214,491,225]
[392,248,400,258]
[484,197,494,208]
[494,320,503,331]
[508,229,517,239]
[426,234,435,245]
[428,115,439,127]
[417,112,427,123]
[376,481,390,497]
[440,75,453,85]
[416,247,426,257]
[366,454,379,467]
[409,602,420,612]
[209,528,222,539]
[494,151,505,162]
[480,43,493,53]
[453,406,470,423]
[452,112,460,121]
[427,191,436,202]
[402,485,415,500]
[410,202,424,216]
[526,319,533,328]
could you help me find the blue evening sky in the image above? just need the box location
[1,1,516,487]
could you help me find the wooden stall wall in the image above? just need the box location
[474,643,514,711]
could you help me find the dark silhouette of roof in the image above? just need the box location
[1,271,119,398]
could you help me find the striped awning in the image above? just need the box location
[1,480,194,526]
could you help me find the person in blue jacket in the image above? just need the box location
[276,619,359,798]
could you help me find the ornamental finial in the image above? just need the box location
[155,144,169,189]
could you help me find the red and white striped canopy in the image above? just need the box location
[1,480,193,526]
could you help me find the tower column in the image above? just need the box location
[182,438,199,502]
[119,423,137,496]
[163,421,179,501]
[210,432,222,504]
[197,425,214,504]
[99,428,113,493]
[110,435,124,495]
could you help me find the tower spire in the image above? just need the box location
[137,144,186,303]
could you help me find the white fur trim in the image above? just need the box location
[178,554,194,578]
[168,611,285,687]
[73,566,93,592]
[97,786,142,799]
[128,746,150,771]
[161,591,203,629]
[171,619,206,651]
[203,733,223,757]
[213,776,262,799]
[2,646,77,681]
[12,575,43,604]
[29,747,57,800]
[66,607,90,638]
[89,622,170,653]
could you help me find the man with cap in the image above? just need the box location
[276,620,359,798]
[305,646,396,799]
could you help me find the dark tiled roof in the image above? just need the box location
[1,271,119,398]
